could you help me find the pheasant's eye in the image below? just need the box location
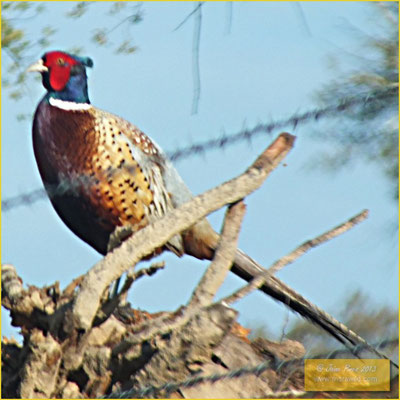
[57,57,66,66]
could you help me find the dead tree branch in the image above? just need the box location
[220,208,396,365]
[68,132,295,333]
[122,200,246,346]
[188,200,246,309]
[3,130,396,398]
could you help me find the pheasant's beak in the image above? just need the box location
[27,59,48,73]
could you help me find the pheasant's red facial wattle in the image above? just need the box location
[49,65,71,91]
[43,51,80,91]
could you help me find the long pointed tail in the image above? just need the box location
[233,249,396,365]
[183,221,398,367]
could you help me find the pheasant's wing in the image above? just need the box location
[92,109,185,255]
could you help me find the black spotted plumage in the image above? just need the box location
[28,51,392,362]
[33,99,184,256]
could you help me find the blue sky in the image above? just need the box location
[2,2,398,343]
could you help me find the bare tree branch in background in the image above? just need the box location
[292,2,312,37]
[173,2,204,114]
[191,2,202,114]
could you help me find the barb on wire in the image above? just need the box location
[2,85,397,213]
[322,338,399,361]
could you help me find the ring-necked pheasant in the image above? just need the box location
[27,50,384,357]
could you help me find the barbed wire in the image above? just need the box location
[166,85,397,162]
[2,188,48,212]
[2,85,397,213]
[321,338,398,361]
[101,337,398,398]
[102,359,275,399]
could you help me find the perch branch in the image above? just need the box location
[68,132,295,332]
[123,201,245,345]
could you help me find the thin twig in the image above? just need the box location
[267,209,369,275]
[98,261,167,322]
[191,2,202,114]
[120,261,166,296]
[222,209,369,305]
[293,2,312,37]
[62,274,85,297]
[173,2,203,32]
